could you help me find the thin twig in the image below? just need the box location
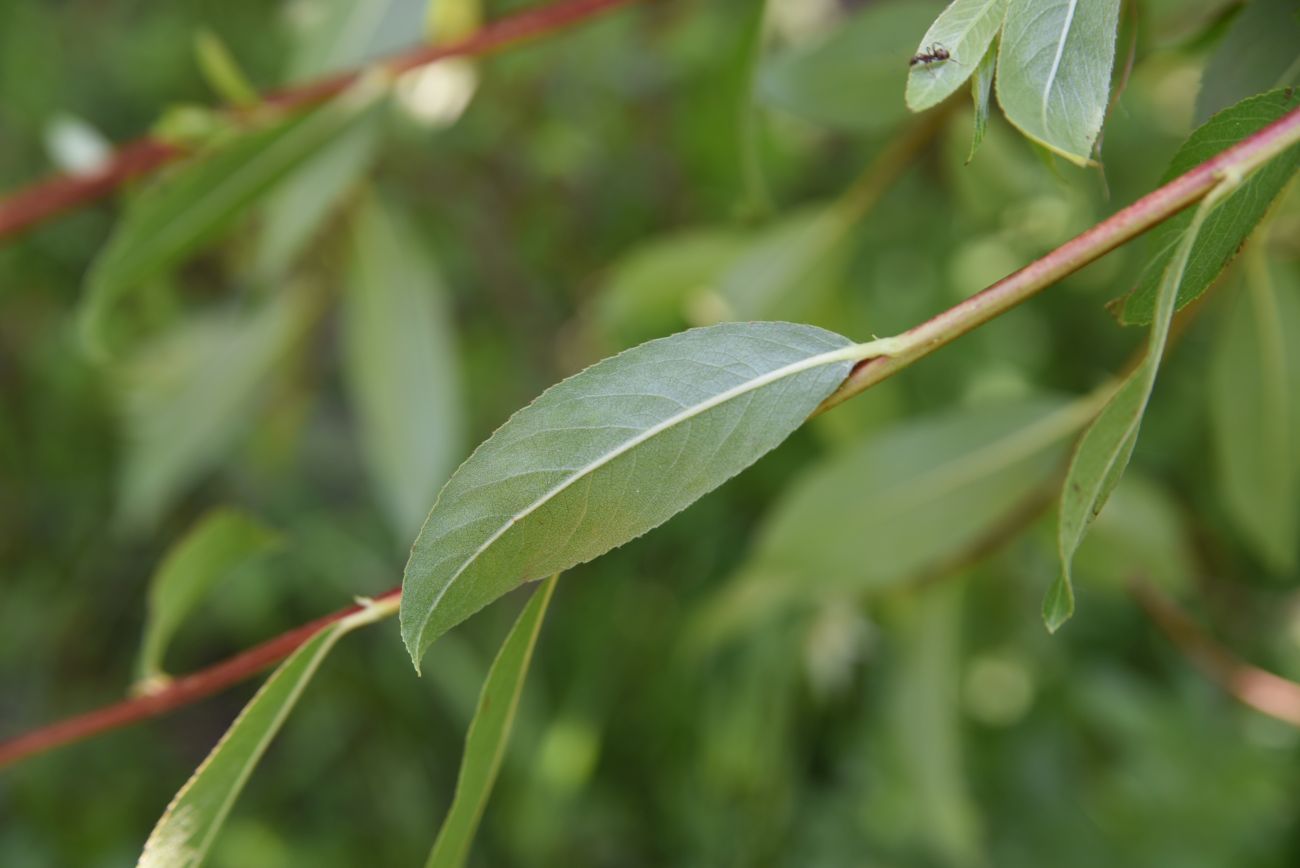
[0,589,400,769]
[1129,577,1300,728]
[0,0,639,242]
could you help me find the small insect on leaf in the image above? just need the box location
[909,43,954,68]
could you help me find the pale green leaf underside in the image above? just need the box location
[426,575,557,868]
[401,322,871,668]
[137,508,279,686]
[138,599,395,868]
[996,0,1120,165]
[344,194,463,542]
[905,0,1006,113]
[1051,185,1218,630]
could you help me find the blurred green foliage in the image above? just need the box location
[1,0,1299,866]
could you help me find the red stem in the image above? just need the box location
[0,588,400,770]
[0,0,639,242]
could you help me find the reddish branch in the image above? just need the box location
[0,0,639,241]
[0,588,400,769]
[1130,578,1300,728]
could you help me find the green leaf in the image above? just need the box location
[995,0,1121,165]
[1050,182,1221,630]
[904,0,1006,113]
[757,0,945,132]
[1209,256,1297,572]
[193,29,258,108]
[425,575,557,868]
[1118,89,1300,325]
[80,78,387,359]
[593,227,751,349]
[967,34,998,162]
[343,194,464,543]
[400,322,894,669]
[117,291,314,532]
[1194,0,1300,125]
[695,395,1094,644]
[136,508,280,689]
[137,597,397,868]
[252,116,381,280]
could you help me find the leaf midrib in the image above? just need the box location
[413,340,870,645]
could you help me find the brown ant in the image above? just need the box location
[909,43,955,68]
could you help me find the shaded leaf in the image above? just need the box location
[80,78,387,359]
[136,508,280,688]
[1050,183,1219,630]
[117,291,313,531]
[757,0,944,132]
[967,34,998,162]
[696,396,1092,644]
[1209,257,1297,572]
[905,0,1006,113]
[996,0,1121,164]
[1119,89,1300,325]
[137,597,398,868]
[401,322,887,668]
[425,575,557,868]
[343,194,464,542]
[1195,0,1300,125]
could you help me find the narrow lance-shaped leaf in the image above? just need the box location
[137,596,398,868]
[1209,254,1297,573]
[905,0,1006,113]
[1118,89,1300,325]
[426,575,558,868]
[996,0,1121,165]
[343,193,464,542]
[401,322,900,669]
[136,508,280,690]
[1048,180,1223,630]
[967,35,998,163]
[80,76,388,359]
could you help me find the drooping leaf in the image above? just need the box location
[342,194,464,543]
[967,35,998,162]
[695,395,1093,643]
[117,291,313,532]
[1118,89,1300,325]
[995,0,1121,165]
[757,0,945,132]
[425,575,558,868]
[401,322,888,668]
[1194,0,1300,125]
[137,597,398,868]
[904,0,1006,113]
[1209,257,1297,573]
[1072,474,1197,594]
[80,78,387,359]
[1049,183,1220,630]
[136,508,280,689]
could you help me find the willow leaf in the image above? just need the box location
[905,0,1006,113]
[137,598,396,868]
[401,322,896,668]
[996,0,1120,165]
[1049,183,1221,630]
[426,575,557,868]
